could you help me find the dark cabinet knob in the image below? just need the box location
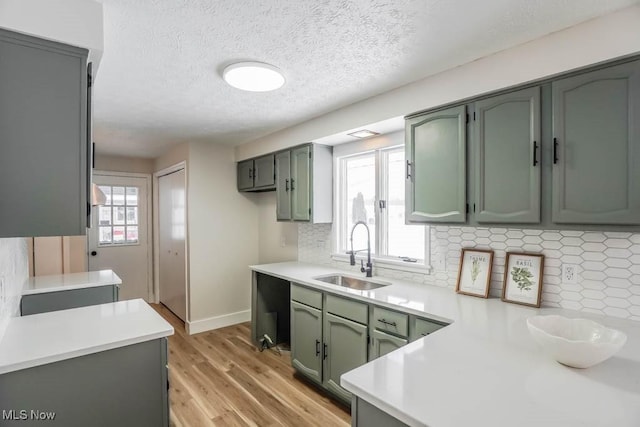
[90,251,97,256]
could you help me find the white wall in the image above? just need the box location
[0,238,29,342]
[95,154,155,175]
[0,0,104,66]
[185,142,260,333]
[256,192,298,264]
[236,5,640,160]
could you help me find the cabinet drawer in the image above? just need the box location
[414,318,446,338]
[291,283,322,309]
[372,306,408,337]
[325,294,367,324]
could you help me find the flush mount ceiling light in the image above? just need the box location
[222,61,285,92]
[348,129,380,139]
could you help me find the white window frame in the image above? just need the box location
[331,133,431,274]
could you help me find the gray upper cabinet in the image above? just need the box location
[323,312,368,403]
[0,29,89,237]
[291,145,311,221]
[237,160,254,190]
[237,154,275,191]
[274,144,333,223]
[552,60,640,224]
[275,151,292,220]
[474,87,541,223]
[406,105,467,223]
[290,300,323,384]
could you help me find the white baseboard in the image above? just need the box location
[186,309,251,335]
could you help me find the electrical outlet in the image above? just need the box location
[316,239,325,249]
[562,264,578,284]
[436,258,446,271]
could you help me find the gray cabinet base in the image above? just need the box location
[352,396,409,427]
[20,285,119,316]
[0,338,169,427]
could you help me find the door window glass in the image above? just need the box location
[98,185,140,246]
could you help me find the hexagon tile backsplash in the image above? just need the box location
[0,238,29,341]
[298,224,640,322]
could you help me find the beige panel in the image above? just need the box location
[62,236,87,273]
[33,236,63,276]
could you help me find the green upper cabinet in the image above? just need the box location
[405,105,467,223]
[0,29,89,237]
[237,155,275,191]
[291,145,311,221]
[275,151,292,220]
[237,159,254,191]
[323,312,368,403]
[552,60,640,224]
[290,301,323,384]
[272,144,333,223]
[474,87,541,223]
[253,154,275,189]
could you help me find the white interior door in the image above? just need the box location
[158,169,187,321]
[88,173,151,301]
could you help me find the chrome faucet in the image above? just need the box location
[349,221,373,277]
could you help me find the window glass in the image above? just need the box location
[343,154,376,255]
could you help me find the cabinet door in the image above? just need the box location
[405,105,467,223]
[552,61,640,224]
[0,29,88,237]
[370,329,407,360]
[275,151,292,220]
[474,87,541,223]
[291,146,311,221]
[237,159,254,190]
[323,313,368,402]
[291,301,322,384]
[253,154,275,189]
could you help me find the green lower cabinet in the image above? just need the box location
[370,329,407,360]
[323,313,368,402]
[290,301,322,384]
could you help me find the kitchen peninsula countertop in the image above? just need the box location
[22,269,122,295]
[0,299,173,375]
[251,262,640,427]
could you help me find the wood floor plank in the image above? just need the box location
[151,304,350,427]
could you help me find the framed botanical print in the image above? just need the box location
[502,252,545,307]
[455,248,494,298]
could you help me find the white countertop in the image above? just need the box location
[22,270,122,295]
[0,299,173,375]
[251,262,640,427]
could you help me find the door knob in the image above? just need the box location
[90,251,97,256]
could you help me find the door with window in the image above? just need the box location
[88,173,151,301]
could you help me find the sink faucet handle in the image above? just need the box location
[360,259,365,273]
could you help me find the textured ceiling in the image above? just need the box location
[93,0,639,158]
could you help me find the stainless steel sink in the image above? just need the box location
[313,275,390,290]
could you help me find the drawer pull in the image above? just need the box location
[420,333,428,337]
[315,339,320,357]
[377,318,397,327]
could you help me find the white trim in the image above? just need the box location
[331,253,432,274]
[186,310,251,335]
[92,171,153,302]
[153,161,189,322]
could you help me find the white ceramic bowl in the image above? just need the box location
[526,315,627,368]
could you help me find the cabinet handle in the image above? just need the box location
[249,168,253,179]
[377,318,397,327]
[290,178,295,191]
[285,179,289,192]
[532,141,538,166]
[406,161,412,179]
[323,343,328,360]
[553,138,559,164]
[315,339,320,357]
[420,333,428,337]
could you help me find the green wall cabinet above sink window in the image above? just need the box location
[405,56,640,231]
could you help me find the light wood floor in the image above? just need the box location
[151,304,351,427]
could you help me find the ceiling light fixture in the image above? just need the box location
[348,129,380,139]
[222,61,285,92]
